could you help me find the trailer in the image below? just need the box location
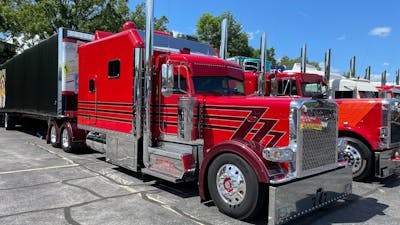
[0,28,94,151]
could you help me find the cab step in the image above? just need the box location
[142,142,196,183]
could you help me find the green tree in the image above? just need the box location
[0,1,169,48]
[279,56,321,70]
[129,2,169,32]
[196,12,252,57]
[251,47,277,65]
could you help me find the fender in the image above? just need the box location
[338,127,376,150]
[60,121,86,143]
[198,139,269,201]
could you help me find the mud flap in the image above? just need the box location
[268,166,352,224]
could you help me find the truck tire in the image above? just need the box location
[0,113,4,127]
[60,127,74,153]
[207,153,267,220]
[343,137,372,181]
[5,114,15,130]
[49,124,60,148]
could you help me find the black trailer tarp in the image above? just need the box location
[3,35,59,116]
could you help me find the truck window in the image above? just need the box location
[108,60,120,78]
[277,79,297,96]
[173,75,187,94]
[89,79,95,93]
[300,82,323,97]
[192,76,245,96]
[335,91,353,98]
[243,61,259,72]
[359,91,378,98]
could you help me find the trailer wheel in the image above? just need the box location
[343,137,372,181]
[207,153,267,220]
[49,124,60,148]
[5,114,15,130]
[60,127,74,153]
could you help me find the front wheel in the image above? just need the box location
[207,153,267,220]
[343,137,372,181]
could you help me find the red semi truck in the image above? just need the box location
[242,47,400,181]
[1,2,352,223]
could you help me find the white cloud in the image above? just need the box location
[336,35,346,41]
[247,30,260,41]
[368,27,391,37]
[370,73,392,82]
[383,62,389,66]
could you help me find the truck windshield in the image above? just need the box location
[359,91,378,98]
[300,82,323,97]
[192,76,245,96]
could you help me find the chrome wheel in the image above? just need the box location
[216,163,246,206]
[61,129,70,149]
[344,144,365,174]
[50,126,57,144]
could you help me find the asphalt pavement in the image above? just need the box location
[0,127,399,225]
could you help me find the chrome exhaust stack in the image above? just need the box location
[381,70,387,86]
[143,0,154,167]
[396,69,400,85]
[365,66,371,81]
[257,32,267,95]
[219,18,228,59]
[349,56,355,78]
[324,49,331,92]
[301,44,307,74]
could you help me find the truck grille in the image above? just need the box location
[295,100,338,177]
[390,100,400,144]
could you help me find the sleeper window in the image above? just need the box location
[108,60,120,78]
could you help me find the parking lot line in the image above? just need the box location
[119,185,140,193]
[0,164,79,175]
[29,142,76,164]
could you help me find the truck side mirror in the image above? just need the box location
[161,64,174,97]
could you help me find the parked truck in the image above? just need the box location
[1,1,353,223]
[251,47,400,181]
[376,70,400,99]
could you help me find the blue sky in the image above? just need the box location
[129,0,400,82]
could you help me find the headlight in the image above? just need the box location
[263,146,295,162]
[380,127,388,139]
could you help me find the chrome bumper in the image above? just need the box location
[268,166,352,225]
[375,148,400,178]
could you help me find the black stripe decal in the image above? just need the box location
[78,107,133,115]
[203,124,237,131]
[78,114,132,123]
[78,101,133,107]
[204,115,244,121]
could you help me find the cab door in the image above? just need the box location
[158,64,190,137]
[87,74,97,125]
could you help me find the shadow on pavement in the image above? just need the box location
[285,194,388,225]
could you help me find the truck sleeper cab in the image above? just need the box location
[77,21,351,224]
